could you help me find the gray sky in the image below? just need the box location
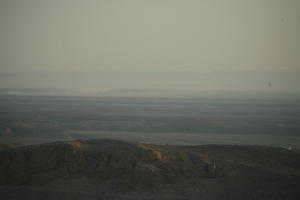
[1,0,300,73]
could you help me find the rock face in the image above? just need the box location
[0,140,220,186]
[0,139,300,200]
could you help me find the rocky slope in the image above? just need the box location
[0,139,300,200]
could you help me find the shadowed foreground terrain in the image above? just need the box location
[0,139,300,200]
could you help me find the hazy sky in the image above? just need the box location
[0,0,299,73]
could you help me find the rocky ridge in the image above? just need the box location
[0,139,300,200]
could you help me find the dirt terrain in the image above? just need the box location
[0,139,299,200]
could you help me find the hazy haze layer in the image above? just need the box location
[0,0,300,95]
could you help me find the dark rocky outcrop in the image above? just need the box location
[0,139,300,200]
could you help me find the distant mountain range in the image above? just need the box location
[0,69,299,97]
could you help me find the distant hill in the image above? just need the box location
[0,139,299,200]
[0,69,299,97]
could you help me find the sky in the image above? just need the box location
[0,0,299,73]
